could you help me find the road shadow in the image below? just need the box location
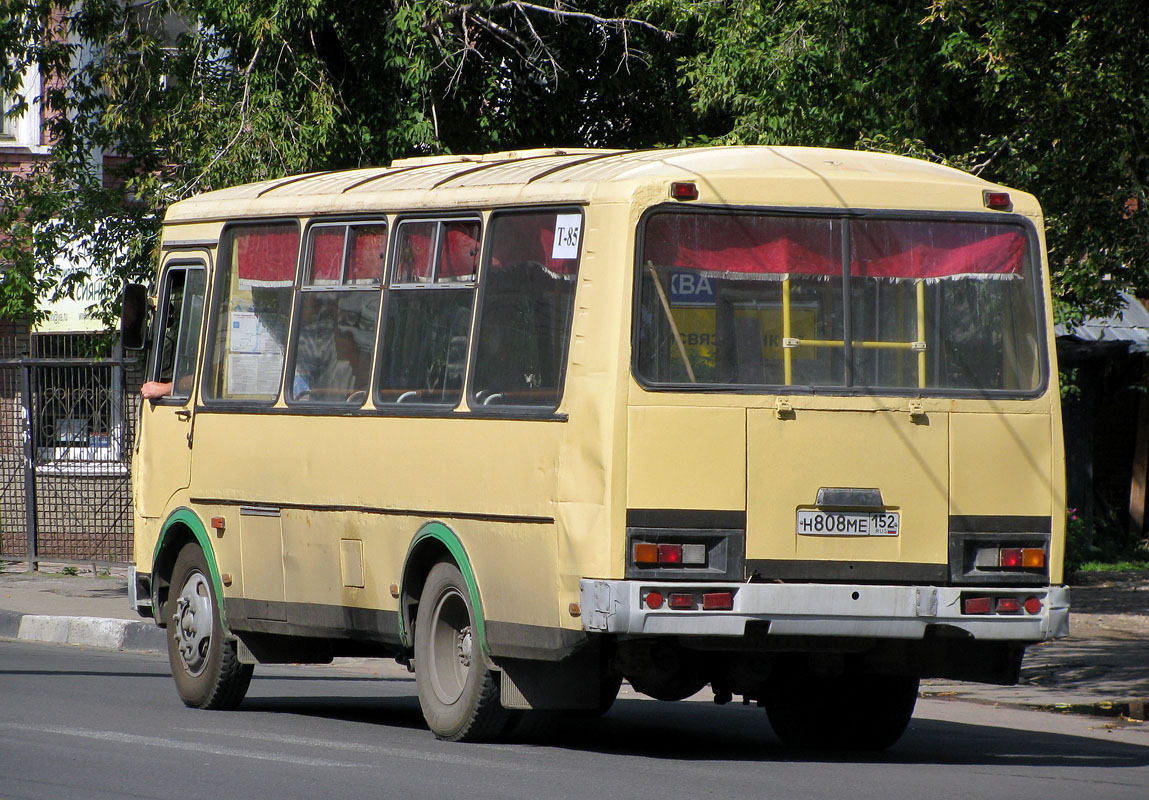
[238,693,427,731]
[230,689,1149,769]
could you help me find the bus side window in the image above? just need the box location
[203,223,299,403]
[376,219,479,406]
[148,265,206,401]
[470,210,582,410]
[288,223,385,405]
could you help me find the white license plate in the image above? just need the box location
[796,509,900,536]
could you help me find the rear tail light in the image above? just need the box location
[658,544,683,565]
[963,596,993,614]
[634,543,659,565]
[962,594,1045,615]
[702,592,734,611]
[1022,548,1045,568]
[996,597,1021,613]
[633,541,708,568]
[974,544,1047,571]
[668,593,694,610]
[681,544,707,565]
[644,591,664,610]
[999,548,1023,568]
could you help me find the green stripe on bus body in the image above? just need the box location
[157,507,228,625]
[401,521,487,656]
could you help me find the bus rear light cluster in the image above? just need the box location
[973,545,1046,570]
[643,589,735,611]
[961,594,1043,615]
[633,542,707,567]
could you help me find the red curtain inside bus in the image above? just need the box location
[236,226,300,287]
[644,214,1025,280]
[310,227,344,283]
[489,213,580,275]
[348,226,388,283]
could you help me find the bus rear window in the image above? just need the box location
[635,211,1044,394]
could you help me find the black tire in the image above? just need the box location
[166,543,253,710]
[414,561,514,742]
[569,669,624,718]
[764,667,919,750]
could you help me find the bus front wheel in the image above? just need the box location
[414,561,514,741]
[166,543,253,710]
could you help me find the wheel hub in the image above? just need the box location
[172,571,213,677]
[456,625,472,668]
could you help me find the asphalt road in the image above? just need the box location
[1,641,1147,800]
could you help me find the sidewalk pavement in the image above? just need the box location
[2,562,1146,724]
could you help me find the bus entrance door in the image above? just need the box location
[135,257,207,518]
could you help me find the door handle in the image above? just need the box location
[175,409,191,421]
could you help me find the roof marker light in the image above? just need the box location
[670,182,699,201]
[984,191,1012,210]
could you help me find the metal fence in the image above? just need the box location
[1,334,141,566]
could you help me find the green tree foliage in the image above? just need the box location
[0,0,685,322]
[647,0,1149,320]
[1,1,1146,321]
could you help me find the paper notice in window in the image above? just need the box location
[229,311,263,353]
[552,215,582,260]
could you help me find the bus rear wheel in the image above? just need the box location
[166,543,253,710]
[414,561,514,742]
[764,666,918,750]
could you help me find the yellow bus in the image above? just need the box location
[125,146,1068,749]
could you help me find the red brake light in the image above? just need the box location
[999,548,1023,568]
[658,544,683,565]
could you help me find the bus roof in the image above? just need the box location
[164,146,1037,223]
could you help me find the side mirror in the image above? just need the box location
[121,283,149,350]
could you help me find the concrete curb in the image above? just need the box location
[0,610,165,653]
[922,690,1149,723]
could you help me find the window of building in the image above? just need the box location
[28,333,128,474]
[470,210,583,410]
[288,222,386,404]
[375,218,480,406]
[203,222,299,403]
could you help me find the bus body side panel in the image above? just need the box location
[554,201,641,610]
[185,412,564,642]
